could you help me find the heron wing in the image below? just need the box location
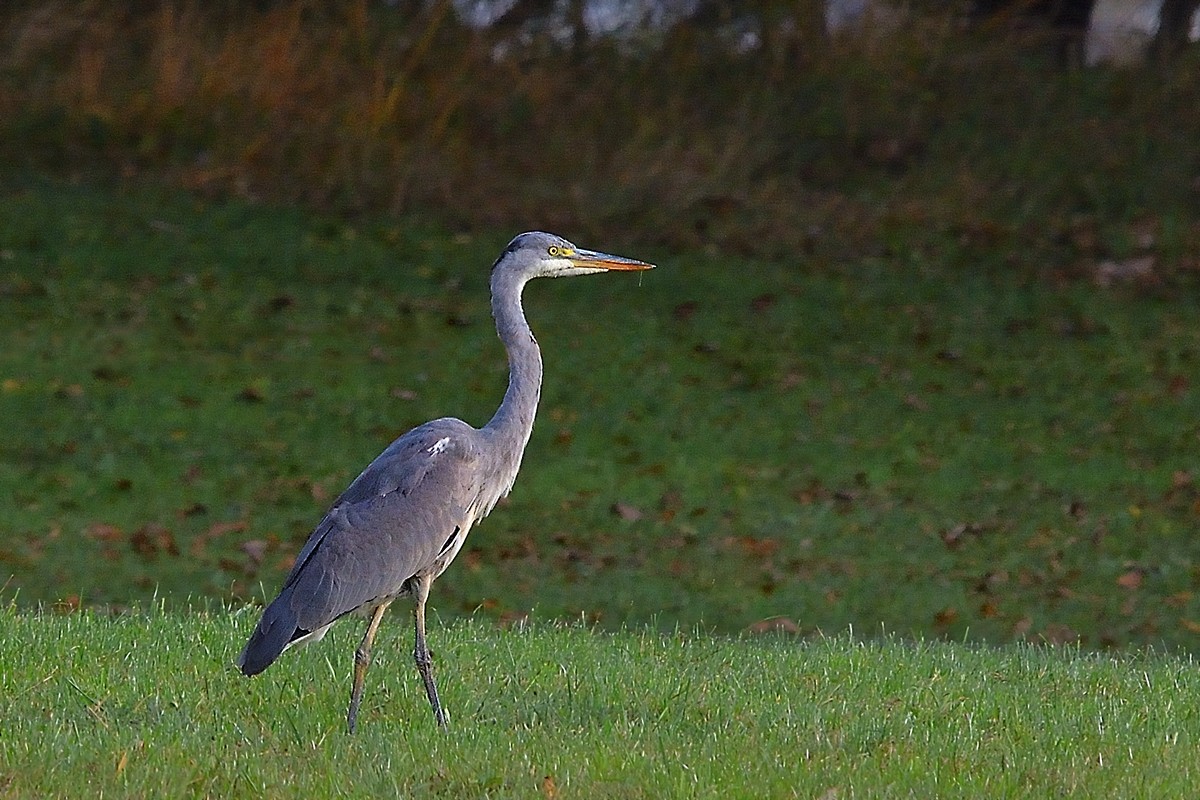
[280,418,482,632]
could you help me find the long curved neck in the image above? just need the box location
[483,268,543,453]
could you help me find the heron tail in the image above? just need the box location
[238,588,300,676]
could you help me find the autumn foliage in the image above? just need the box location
[1,1,1199,267]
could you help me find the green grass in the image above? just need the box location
[0,178,1199,652]
[2,606,1200,798]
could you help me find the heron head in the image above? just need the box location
[494,231,654,279]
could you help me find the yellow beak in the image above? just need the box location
[568,247,655,271]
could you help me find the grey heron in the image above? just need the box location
[238,231,654,732]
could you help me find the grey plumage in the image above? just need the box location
[238,231,654,731]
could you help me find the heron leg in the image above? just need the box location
[347,598,393,734]
[412,573,448,728]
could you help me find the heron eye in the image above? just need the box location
[548,246,561,257]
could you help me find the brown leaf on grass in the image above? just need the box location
[791,479,828,505]
[86,523,123,542]
[976,570,1009,593]
[1117,569,1144,591]
[672,300,698,321]
[129,524,178,559]
[54,594,81,614]
[1093,255,1156,287]
[657,489,683,522]
[309,480,331,503]
[933,607,958,627]
[541,774,558,800]
[749,293,777,313]
[92,365,130,385]
[464,548,483,572]
[496,611,529,631]
[241,539,268,568]
[237,385,265,403]
[1166,591,1193,608]
[610,502,643,521]
[779,371,803,389]
[189,520,249,557]
[1040,623,1079,645]
[722,536,780,559]
[179,502,208,518]
[746,617,800,635]
[54,383,85,399]
[941,522,986,548]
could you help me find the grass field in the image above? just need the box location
[1,177,1199,654]
[3,5,1200,795]
[3,606,1200,798]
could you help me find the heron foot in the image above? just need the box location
[411,574,448,728]
[414,642,448,728]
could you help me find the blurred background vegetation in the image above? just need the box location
[2,0,1198,267]
[2,1,1200,649]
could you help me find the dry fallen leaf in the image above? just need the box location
[189,520,249,557]
[1040,623,1079,645]
[309,480,330,503]
[1117,570,1144,591]
[86,523,124,543]
[672,300,698,321]
[129,524,178,559]
[1166,591,1193,608]
[610,502,643,522]
[1093,255,1156,287]
[747,617,800,634]
[54,594,81,614]
[236,385,265,403]
[934,607,959,627]
[750,293,777,313]
[241,540,269,567]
